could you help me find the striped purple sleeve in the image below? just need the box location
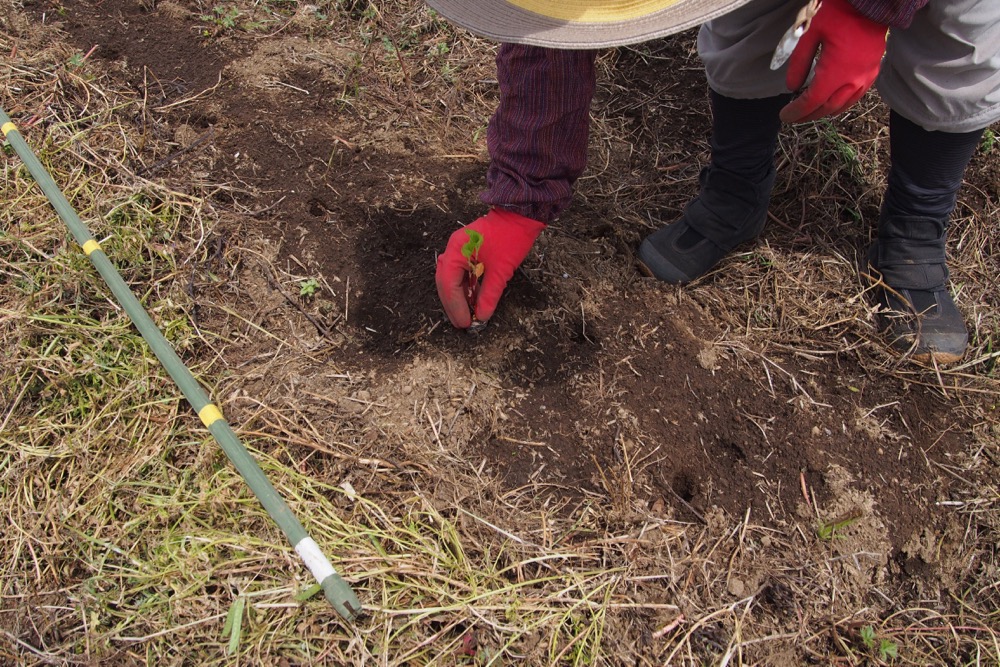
[848,0,930,28]
[481,45,598,223]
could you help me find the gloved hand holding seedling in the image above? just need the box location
[436,208,545,330]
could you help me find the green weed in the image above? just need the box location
[299,278,320,297]
[981,128,996,153]
[860,624,899,662]
[201,5,241,31]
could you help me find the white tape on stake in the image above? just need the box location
[295,537,337,582]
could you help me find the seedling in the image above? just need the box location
[860,624,899,662]
[66,45,97,70]
[299,278,319,298]
[461,229,487,333]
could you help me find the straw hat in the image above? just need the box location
[423,0,751,49]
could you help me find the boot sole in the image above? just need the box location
[911,349,964,365]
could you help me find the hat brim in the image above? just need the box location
[424,0,751,49]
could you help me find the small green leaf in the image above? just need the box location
[859,625,876,649]
[818,513,860,541]
[879,639,898,660]
[223,597,246,655]
[461,229,484,260]
[294,583,323,602]
[221,601,236,637]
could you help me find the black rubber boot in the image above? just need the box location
[865,111,984,364]
[866,215,967,363]
[639,165,776,282]
[638,90,789,283]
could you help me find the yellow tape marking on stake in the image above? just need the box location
[199,404,224,427]
[82,239,102,256]
[1,122,16,136]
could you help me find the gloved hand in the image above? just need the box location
[779,0,888,124]
[435,208,545,328]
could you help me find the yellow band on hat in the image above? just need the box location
[1,122,16,136]
[508,0,682,22]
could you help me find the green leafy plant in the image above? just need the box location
[430,42,450,58]
[299,278,320,297]
[66,45,97,70]
[982,128,996,154]
[860,624,899,662]
[461,229,483,265]
[201,5,241,30]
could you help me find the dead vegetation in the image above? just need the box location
[1,0,998,665]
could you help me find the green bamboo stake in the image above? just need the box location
[1,108,361,622]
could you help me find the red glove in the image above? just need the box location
[779,0,888,124]
[435,208,545,328]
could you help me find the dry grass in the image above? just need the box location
[2,1,998,665]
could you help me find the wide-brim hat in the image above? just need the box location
[424,0,751,49]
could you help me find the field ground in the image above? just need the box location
[1,1,998,664]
